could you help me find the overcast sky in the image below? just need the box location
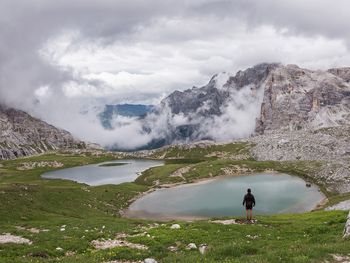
[1,0,350,142]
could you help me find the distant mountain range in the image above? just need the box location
[2,63,350,156]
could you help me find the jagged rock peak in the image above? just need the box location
[162,63,281,116]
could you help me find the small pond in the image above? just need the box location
[125,173,325,220]
[42,159,164,186]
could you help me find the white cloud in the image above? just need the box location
[1,0,350,148]
[39,24,350,103]
[34,85,51,98]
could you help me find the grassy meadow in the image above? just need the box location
[0,145,349,262]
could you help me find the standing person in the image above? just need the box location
[242,188,255,222]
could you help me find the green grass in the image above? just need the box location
[149,142,253,160]
[0,149,349,262]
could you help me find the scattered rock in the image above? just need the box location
[326,200,350,211]
[250,126,350,193]
[331,254,350,262]
[55,247,63,251]
[91,239,148,250]
[199,244,208,255]
[211,219,237,225]
[186,243,197,250]
[170,224,181,229]
[144,259,157,263]
[17,161,64,170]
[0,233,32,244]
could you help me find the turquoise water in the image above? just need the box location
[41,159,164,186]
[126,173,324,219]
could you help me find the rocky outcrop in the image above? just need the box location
[328,67,350,83]
[0,105,86,160]
[326,200,350,211]
[256,65,350,134]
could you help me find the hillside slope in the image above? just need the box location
[0,105,86,159]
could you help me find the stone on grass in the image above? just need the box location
[170,224,181,229]
[331,254,350,262]
[186,243,197,250]
[0,233,32,245]
[144,258,157,263]
[199,244,208,255]
[91,239,148,250]
[211,219,237,225]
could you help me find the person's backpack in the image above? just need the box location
[245,194,253,206]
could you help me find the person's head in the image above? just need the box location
[247,188,251,193]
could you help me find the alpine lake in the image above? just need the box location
[42,160,325,220]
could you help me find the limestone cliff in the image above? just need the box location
[256,65,350,133]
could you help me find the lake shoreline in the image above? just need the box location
[122,170,327,221]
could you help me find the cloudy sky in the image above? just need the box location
[1,0,350,145]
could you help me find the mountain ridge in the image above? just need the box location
[148,63,350,147]
[0,104,86,159]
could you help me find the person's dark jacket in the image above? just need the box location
[243,193,256,207]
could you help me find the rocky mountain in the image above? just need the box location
[0,105,86,159]
[256,65,350,133]
[150,63,350,147]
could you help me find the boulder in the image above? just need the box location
[186,243,197,250]
[170,224,181,229]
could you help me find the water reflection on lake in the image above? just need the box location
[42,159,164,186]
